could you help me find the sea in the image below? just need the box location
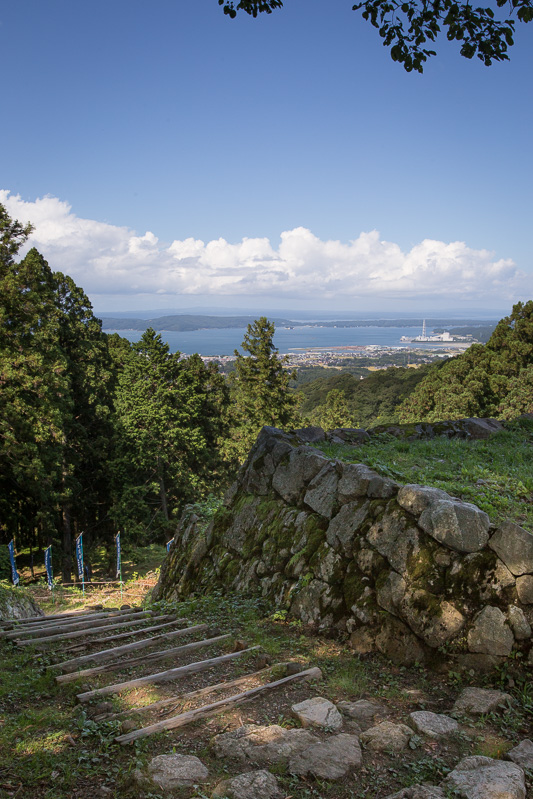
[107,325,455,357]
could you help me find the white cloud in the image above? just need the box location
[2,189,529,303]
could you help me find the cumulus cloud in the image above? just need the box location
[1,189,528,303]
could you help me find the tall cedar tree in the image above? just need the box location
[112,329,228,541]
[0,205,115,577]
[228,317,299,459]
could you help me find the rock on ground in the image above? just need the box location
[291,696,343,730]
[452,687,513,715]
[211,769,283,799]
[360,721,413,752]
[506,739,533,771]
[384,787,446,799]
[408,711,458,738]
[212,725,318,765]
[146,754,209,789]
[443,755,526,799]
[336,699,386,730]
[288,733,362,780]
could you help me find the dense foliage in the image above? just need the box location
[399,301,533,422]
[0,211,306,577]
[299,365,432,428]
[0,205,234,577]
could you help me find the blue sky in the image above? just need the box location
[1,0,532,315]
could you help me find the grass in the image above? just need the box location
[317,417,533,529]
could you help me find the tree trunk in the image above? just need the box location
[62,503,72,583]
[157,457,169,521]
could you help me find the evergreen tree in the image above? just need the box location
[112,329,228,540]
[228,317,299,458]
[0,206,115,576]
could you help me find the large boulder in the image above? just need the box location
[489,522,533,576]
[467,606,515,657]
[212,769,283,799]
[212,725,318,766]
[443,756,525,799]
[288,733,362,779]
[145,754,209,789]
[418,498,490,553]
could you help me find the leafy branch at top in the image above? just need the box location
[218,0,533,72]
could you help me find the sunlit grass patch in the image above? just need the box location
[319,420,533,529]
[322,657,370,698]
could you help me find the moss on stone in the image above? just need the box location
[446,549,502,605]
[342,569,367,608]
[221,558,241,583]
[410,590,443,618]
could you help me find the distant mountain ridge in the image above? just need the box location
[100,314,498,333]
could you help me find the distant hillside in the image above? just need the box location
[400,301,533,422]
[433,324,497,342]
[299,365,432,428]
[100,314,296,332]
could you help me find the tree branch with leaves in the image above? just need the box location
[218,0,532,72]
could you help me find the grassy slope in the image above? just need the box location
[318,417,533,530]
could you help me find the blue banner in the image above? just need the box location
[44,546,53,590]
[115,532,121,580]
[75,534,84,579]
[8,540,19,587]
[166,538,174,553]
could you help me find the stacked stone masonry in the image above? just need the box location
[154,424,533,667]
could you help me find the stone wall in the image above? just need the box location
[0,583,44,620]
[154,425,533,668]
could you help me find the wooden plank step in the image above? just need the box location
[76,647,261,703]
[55,633,231,684]
[4,607,139,630]
[60,618,190,652]
[1,608,106,627]
[16,614,175,647]
[47,623,206,672]
[95,663,289,721]
[115,667,323,744]
[5,610,153,640]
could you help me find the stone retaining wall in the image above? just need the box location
[154,425,533,668]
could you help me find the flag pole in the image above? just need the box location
[75,534,85,598]
[45,545,54,603]
[116,532,122,602]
